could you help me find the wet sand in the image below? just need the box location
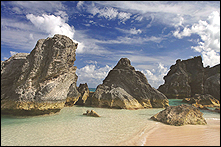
[118,119,220,146]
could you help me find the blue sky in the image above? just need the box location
[1,1,220,88]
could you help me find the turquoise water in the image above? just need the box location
[89,88,96,92]
[169,99,186,106]
[1,99,220,146]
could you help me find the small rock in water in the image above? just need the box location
[83,110,100,117]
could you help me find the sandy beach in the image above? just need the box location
[118,119,220,146]
[144,119,220,146]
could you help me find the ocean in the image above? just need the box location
[1,88,220,146]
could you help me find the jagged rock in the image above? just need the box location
[150,104,207,126]
[1,34,80,116]
[91,58,169,109]
[74,83,90,106]
[83,110,100,117]
[191,103,210,110]
[158,56,220,100]
[182,94,220,108]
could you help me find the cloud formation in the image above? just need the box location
[83,2,132,24]
[26,13,86,54]
[140,63,169,89]
[94,1,220,26]
[173,11,220,67]
[116,27,142,35]
[76,64,112,87]
[26,13,75,39]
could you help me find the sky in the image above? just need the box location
[1,1,220,88]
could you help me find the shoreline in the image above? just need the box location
[118,119,220,146]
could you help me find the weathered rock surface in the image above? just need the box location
[183,94,220,108]
[73,83,90,106]
[83,110,100,117]
[1,34,80,116]
[150,104,207,126]
[84,91,96,106]
[204,72,220,101]
[158,56,220,100]
[91,58,169,109]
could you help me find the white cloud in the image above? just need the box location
[173,11,220,67]
[29,33,34,40]
[26,13,87,54]
[7,1,65,15]
[134,15,143,22]
[93,1,220,28]
[10,51,19,56]
[140,63,169,88]
[85,60,98,65]
[129,27,142,34]
[1,18,45,51]
[98,7,118,20]
[76,64,112,88]
[76,1,84,10]
[116,27,142,35]
[2,51,20,60]
[54,11,69,22]
[118,11,132,23]
[73,30,111,55]
[96,35,163,45]
[26,13,75,39]
[86,4,132,24]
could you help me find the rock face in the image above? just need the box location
[158,56,220,100]
[1,34,80,116]
[91,58,169,109]
[150,104,207,126]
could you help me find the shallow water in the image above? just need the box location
[1,99,220,146]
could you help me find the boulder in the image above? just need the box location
[150,104,207,126]
[1,34,80,116]
[158,56,220,100]
[91,58,169,109]
[83,110,100,117]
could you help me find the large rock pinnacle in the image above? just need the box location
[1,34,80,116]
[91,58,169,109]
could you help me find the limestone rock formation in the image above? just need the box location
[150,104,207,126]
[73,83,90,106]
[83,110,100,117]
[1,34,80,116]
[84,91,96,106]
[182,94,220,108]
[91,58,169,109]
[158,56,220,100]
